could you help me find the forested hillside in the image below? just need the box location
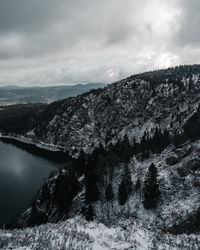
[2,65,200,249]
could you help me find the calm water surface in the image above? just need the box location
[0,140,59,227]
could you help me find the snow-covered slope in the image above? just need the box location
[1,65,200,156]
[1,216,200,250]
[21,65,200,155]
[11,138,200,234]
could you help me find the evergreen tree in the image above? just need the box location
[135,178,141,190]
[143,163,160,209]
[122,134,131,161]
[85,205,94,221]
[140,134,148,151]
[85,154,100,203]
[72,149,85,175]
[27,201,47,227]
[105,183,114,201]
[163,129,170,148]
[40,181,50,203]
[188,75,193,90]
[118,165,133,205]
[153,128,163,152]
[112,135,133,162]
[85,170,100,203]
[184,103,200,141]
[54,171,79,211]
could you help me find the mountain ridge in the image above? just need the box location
[0,82,105,105]
[2,65,200,240]
[4,64,200,156]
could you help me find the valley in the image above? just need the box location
[0,83,105,106]
[1,65,200,249]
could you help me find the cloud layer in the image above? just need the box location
[0,0,199,86]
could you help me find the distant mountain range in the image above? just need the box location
[0,83,105,105]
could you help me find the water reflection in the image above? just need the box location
[0,141,59,227]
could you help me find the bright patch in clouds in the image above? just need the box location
[0,0,199,86]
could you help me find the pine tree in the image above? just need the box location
[135,178,141,190]
[85,205,94,221]
[163,129,170,148]
[118,165,133,205]
[85,170,100,203]
[122,134,132,162]
[85,154,100,203]
[105,183,114,201]
[143,163,160,209]
[27,201,47,227]
[40,181,50,203]
[72,149,85,175]
[188,75,193,90]
[54,171,79,211]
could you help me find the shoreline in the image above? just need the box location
[0,133,64,151]
[0,134,71,164]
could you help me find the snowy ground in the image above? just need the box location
[0,216,200,250]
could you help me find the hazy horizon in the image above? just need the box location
[0,82,106,88]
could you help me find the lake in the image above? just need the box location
[0,140,60,227]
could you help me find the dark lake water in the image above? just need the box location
[0,140,60,227]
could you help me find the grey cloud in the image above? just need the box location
[0,0,104,56]
[176,0,200,47]
[0,0,146,59]
[0,0,200,86]
[0,0,67,34]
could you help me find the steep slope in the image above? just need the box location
[7,137,200,250]
[2,216,200,249]
[1,65,200,156]
[12,138,200,229]
[3,65,200,248]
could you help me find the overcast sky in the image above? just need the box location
[0,0,199,86]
